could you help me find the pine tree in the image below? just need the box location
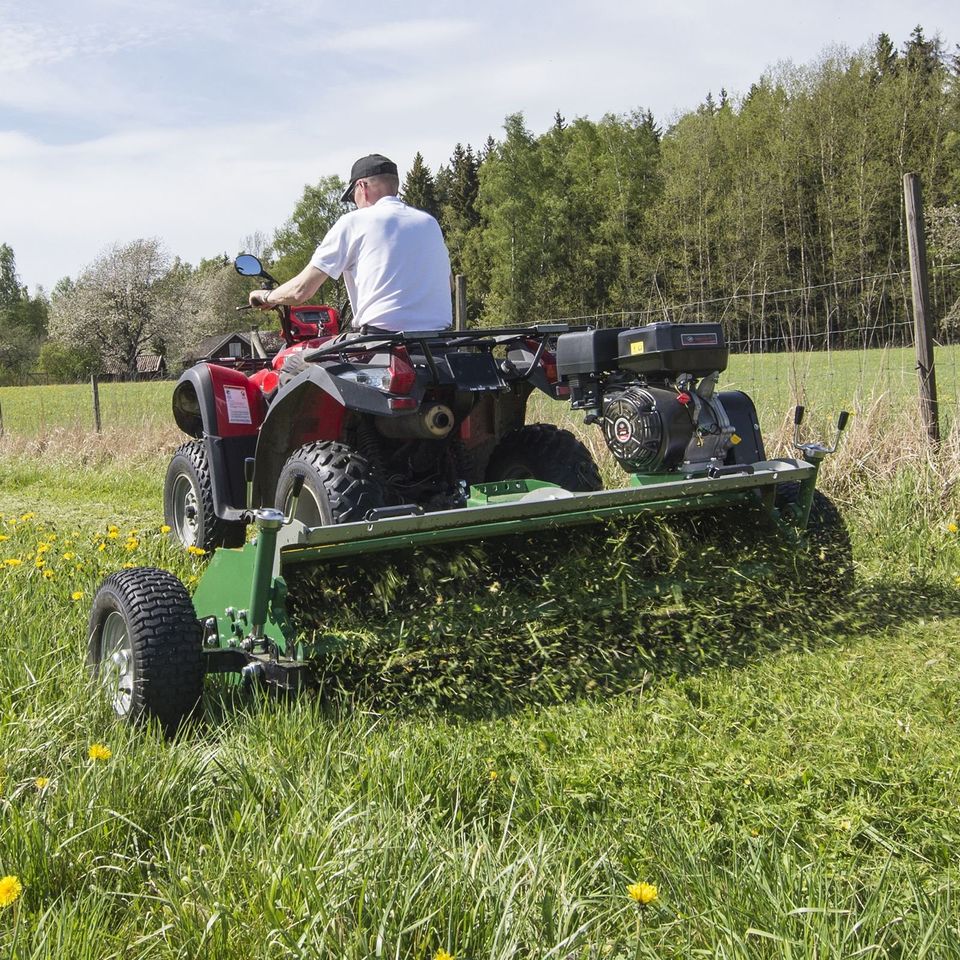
[401,152,439,219]
[0,244,24,305]
[872,32,899,80]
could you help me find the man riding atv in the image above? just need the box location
[248,153,453,336]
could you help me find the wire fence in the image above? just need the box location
[543,261,960,431]
[2,263,959,440]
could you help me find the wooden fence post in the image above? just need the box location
[91,375,102,433]
[454,275,467,331]
[904,172,940,445]
[0,399,4,438]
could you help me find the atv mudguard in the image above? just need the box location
[172,364,265,518]
[250,364,401,511]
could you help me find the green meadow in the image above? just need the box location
[2,347,960,957]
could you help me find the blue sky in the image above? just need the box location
[1,0,959,293]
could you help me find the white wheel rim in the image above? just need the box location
[100,611,135,716]
[172,473,200,546]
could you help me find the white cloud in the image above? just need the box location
[314,18,476,53]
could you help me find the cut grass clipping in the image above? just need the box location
[290,506,856,714]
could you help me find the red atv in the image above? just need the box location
[163,254,601,550]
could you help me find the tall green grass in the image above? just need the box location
[2,357,960,956]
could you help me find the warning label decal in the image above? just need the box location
[224,386,252,425]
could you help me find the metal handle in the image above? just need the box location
[364,504,425,522]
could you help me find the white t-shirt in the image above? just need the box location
[309,196,453,332]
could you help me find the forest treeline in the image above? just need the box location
[1,26,959,383]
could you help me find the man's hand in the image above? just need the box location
[249,289,274,310]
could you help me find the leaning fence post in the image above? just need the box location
[454,275,467,331]
[904,172,940,445]
[91,374,102,433]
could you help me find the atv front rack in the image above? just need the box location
[192,457,817,673]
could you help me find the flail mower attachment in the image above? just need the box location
[87,320,851,732]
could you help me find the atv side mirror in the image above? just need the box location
[235,254,264,277]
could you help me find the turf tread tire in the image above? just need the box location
[485,423,603,492]
[276,441,385,525]
[163,439,246,552]
[87,566,203,735]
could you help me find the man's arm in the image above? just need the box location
[249,264,328,309]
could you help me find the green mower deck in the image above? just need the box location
[190,457,818,685]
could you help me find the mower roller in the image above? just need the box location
[87,255,851,733]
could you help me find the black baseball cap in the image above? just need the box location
[340,154,399,202]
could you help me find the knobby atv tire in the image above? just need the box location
[163,440,246,552]
[485,423,603,492]
[87,567,203,735]
[776,484,854,594]
[276,441,385,526]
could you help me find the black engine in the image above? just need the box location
[555,323,747,474]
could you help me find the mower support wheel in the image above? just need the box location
[485,423,603,492]
[87,567,204,735]
[276,441,385,526]
[163,440,246,552]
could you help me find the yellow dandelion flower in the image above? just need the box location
[160,524,172,534]
[627,881,658,905]
[35,559,45,568]
[488,770,498,781]
[186,574,198,585]
[434,951,454,960]
[36,542,50,554]
[71,591,84,601]
[0,534,8,542]
[3,558,23,567]
[62,552,75,561]
[34,777,50,790]
[122,562,135,569]
[0,875,22,907]
[186,545,206,556]
[75,563,85,571]
[88,743,112,762]
[108,524,119,533]
[107,530,119,540]
[42,569,54,580]
[125,539,139,551]
[949,522,959,535]
[97,542,106,552]
[20,512,35,521]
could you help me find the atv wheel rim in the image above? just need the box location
[287,486,325,527]
[100,611,135,717]
[171,474,199,546]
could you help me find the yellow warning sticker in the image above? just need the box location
[630,341,645,355]
[731,433,742,445]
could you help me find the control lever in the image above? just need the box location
[283,474,305,524]
[792,406,849,461]
[244,457,255,510]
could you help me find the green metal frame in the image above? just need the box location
[192,456,819,674]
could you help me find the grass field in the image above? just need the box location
[2,352,960,957]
